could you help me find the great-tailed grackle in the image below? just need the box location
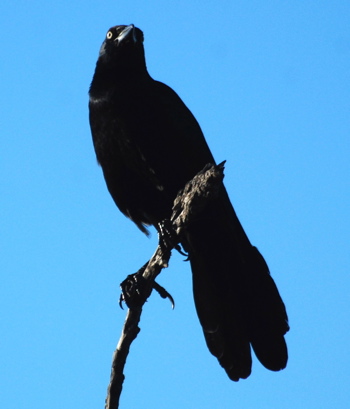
[89,24,289,381]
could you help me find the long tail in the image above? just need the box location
[184,188,289,381]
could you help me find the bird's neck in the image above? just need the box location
[89,61,151,101]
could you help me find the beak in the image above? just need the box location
[115,24,136,44]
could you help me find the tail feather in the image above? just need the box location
[184,189,289,380]
[189,247,253,381]
[244,246,289,371]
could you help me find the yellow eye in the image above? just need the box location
[106,31,113,40]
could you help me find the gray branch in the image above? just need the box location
[104,162,225,409]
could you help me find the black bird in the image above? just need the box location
[89,24,289,381]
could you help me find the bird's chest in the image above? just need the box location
[91,100,178,224]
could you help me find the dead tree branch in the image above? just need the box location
[104,162,225,409]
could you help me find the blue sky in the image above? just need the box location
[1,1,350,408]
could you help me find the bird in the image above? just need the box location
[88,24,289,381]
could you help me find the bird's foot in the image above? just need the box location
[119,263,175,309]
[157,219,188,257]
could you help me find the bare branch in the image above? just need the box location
[104,162,225,409]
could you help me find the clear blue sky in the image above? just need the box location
[1,1,350,408]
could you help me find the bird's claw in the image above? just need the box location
[152,281,175,309]
[119,264,175,309]
[158,219,188,257]
[119,271,145,309]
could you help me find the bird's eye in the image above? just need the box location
[106,31,113,40]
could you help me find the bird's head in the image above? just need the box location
[97,25,145,67]
[89,25,148,99]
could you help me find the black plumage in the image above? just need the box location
[89,24,289,381]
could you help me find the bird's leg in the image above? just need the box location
[119,262,175,309]
[157,219,188,257]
